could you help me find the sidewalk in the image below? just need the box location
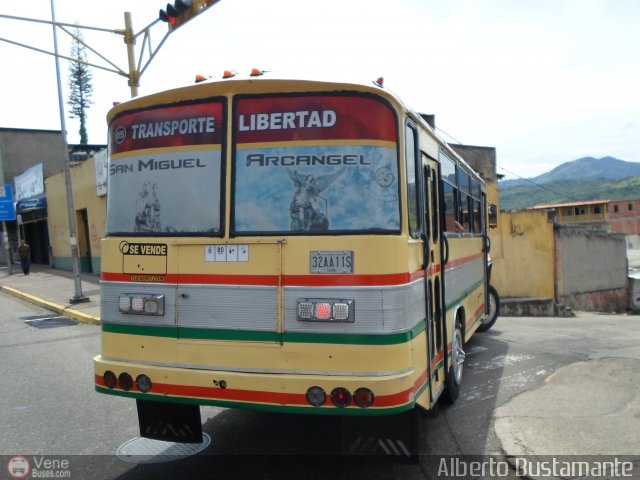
[0,263,101,324]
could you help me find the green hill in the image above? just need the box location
[499,176,640,211]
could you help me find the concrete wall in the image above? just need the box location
[490,210,555,299]
[0,128,66,180]
[555,226,628,312]
[45,156,106,274]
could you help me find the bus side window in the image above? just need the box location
[442,181,461,233]
[457,167,471,232]
[422,163,431,241]
[405,124,421,238]
[440,152,461,233]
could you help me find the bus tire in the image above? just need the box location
[478,285,500,332]
[443,319,465,404]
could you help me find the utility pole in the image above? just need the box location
[0,1,221,292]
[50,0,87,303]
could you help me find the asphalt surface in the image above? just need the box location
[1,263,639,478]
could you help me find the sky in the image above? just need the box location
[0,0,638,179]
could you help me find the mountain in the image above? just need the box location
[500,157,640,190]
[499,157,640,211]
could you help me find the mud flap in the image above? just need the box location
[137,399,203,443]
[341,408,421,462]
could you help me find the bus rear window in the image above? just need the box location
[232,94,400,234]
[106,100,225,235]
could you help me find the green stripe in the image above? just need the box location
[283,320,426,345]
[95,386,413,416]
[102,320,427,346]
[415,359,444,400]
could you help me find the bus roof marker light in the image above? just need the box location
[374,77,384,88]
[222,70,236,79]
[195,74,211,83]
[250,68,264,77]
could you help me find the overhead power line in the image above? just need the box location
[435,126,579,204]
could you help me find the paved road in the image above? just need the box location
[2,293,639,479]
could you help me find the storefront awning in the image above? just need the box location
[16,197,47,212]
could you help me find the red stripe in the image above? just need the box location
[467,303,486,330]
[426,264,441,276]
[96,374,413,408]
[282,271,419,287]
[101,270,430,287]
[444,252,484,271]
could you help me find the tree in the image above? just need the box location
[67,27,93,145]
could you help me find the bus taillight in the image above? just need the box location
[103,371,117,389]
[118,372,134,391]
[306,386,326,407]
[296,299,355,323]
[353,388,375,408]
[136,374,152,393]
[330,387,352,408]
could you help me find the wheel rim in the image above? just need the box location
[483,291,497,325]
[452,327,465,385]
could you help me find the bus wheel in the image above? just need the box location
[443,320,465,404]
[478,285,500,332]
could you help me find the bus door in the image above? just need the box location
[422,154,446,401]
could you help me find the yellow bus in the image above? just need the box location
[94,72,498,456]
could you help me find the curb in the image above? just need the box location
[0,285,101,325]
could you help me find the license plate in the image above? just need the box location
[310,251,354,274]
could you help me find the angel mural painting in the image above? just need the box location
[286,167,346,232]
[134,180,162,233]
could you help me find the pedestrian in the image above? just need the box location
[18,240,30,275]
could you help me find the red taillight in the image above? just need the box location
[103,371,117,389]
[315,303,331,320]
[353,388,375,408]
[330,387,352,408]
[118,372,134,391]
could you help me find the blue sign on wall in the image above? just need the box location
[0,184,16,221]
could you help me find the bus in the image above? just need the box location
[94,72,498,456]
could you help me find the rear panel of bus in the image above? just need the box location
[94,81,436,416]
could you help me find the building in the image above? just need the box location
[0,127,105,268]
[0,128,66,265]
[532,199,640,248]
[46,149,107,274]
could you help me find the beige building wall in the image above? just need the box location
[45,157,106,274]
[490,210,555,299]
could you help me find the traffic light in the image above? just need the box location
[159,0,219,31]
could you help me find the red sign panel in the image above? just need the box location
[235,95,397,144]
[109,101,225,155]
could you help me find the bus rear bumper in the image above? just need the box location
[94,355,420,416]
